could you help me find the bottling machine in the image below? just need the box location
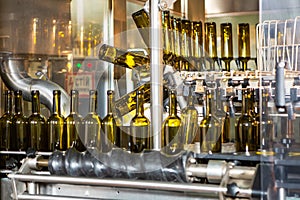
[1,0,300,199]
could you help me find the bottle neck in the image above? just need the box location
[89,92,97,113]
[169,92,177,116]
[136,93,144,116]
[32,92,40,114]
[4,91,13,114]
[53,93,61,115]
[205,92,212,116]
[107,92,114,114]
[15,94,23,114]
[70,92,79,114]
[242,90,251,115]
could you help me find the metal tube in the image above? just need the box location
[17,194,96,200]
[8,174,226,194]
[150,0,163,150]
[228,166,256,180]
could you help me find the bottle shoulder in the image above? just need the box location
[12,114,28,123]
[130,115,150,126]
[28,113,46,122]
[83,113,101,123]
[48,114,65,123]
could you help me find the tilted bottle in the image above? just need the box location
[0,90,13,151]
[132,8,150,47]
[236,89,257,152]
[11,90,28,151]
[101,90,121,152]
[63,90,85,151]
[199,90,221,153]
[162,90,182,153]
[238,23,251,71]
[220,23,233,71]
[130,89,151,153]
[180,87,199,150]
[47,90,65,151]
[28,90,48,151]
[83,90,101,149]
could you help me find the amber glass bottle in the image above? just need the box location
[83,90,101,149]
[11,90,28,151]
[236,89,257,152]
[130,90,151,153]
[47,90,65,151]
[220,23,233,71]
[238,23,251,71]
[200,90,221,153]
[162,90,182,153]
[28,90,48,151]
[101,90,121,152]
[63,90,85,151]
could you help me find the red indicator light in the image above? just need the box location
[87,63,92,68]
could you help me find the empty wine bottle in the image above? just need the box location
[205,22,218,71]
[63,90,85,151]
[162,10,173,65]
[47,90,65,151]
[132,8,150,47]
[220,23,233,71]
[191,21,203,71]
[28,90,48,151]
[162,90,182,153]
[0,90,13,151]
[11,90,28,151]
[83,90,101,149]
[200,90,221,153]
[238,23,251,71]
[130,89,151,153]
[236,89,257,152]
[101,90,121,152]
[181,19,192,71]
[173,17,182,71]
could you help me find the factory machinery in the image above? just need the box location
[1,0,300,200]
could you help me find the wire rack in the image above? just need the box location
[257,16,300,72]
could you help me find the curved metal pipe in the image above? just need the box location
[0,55,70,116]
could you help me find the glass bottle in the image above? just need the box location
[236,89,257,152]
[131,8,150,47]
[63,90,85,151]
[47,90,65,151]
[191,21,203,71]
[162,90,182,153]
[180,86,199,150]
[162,10,173,65]
[200,90,221,153]
[11,90,28,151]
[173,17,182,71]
[205,22,218,71]
[28,90,48,151]
[259,89,274,151]
[130,89,151,153]
[238,23,251,71]
[0,90,13,151]
[98,44,150,70]
[220,23,233,71]
[83,90,101,149]
[101,90,121,152]
[181,19,192,71]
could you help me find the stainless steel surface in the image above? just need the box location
[150,0,163,150]
[0,56,70,115]
[206,160,227,183]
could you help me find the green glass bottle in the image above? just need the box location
[47,90,65,151]
[63,90,85,151]
[0,90,13,151]
[220,23,233,71]
[180,87,199,149]
[162,90,182,153]
[11,90,28,151]
[191,21,203,71]
[222,97,236,143]
[236,89,257,152]
[200,90,221,153]
[101,90,121,152]
[162,10,173,65]
[83,90,101,149]
[28,90,48,151]
[132,8,150,47]
[181,19,192,71]
[173,18,182,71]
[205,22,218,71]
[130,89,151,153]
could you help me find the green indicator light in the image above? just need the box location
[76,63,82,68]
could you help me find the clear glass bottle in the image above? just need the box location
[130,89,151,153]
[11,90,28,151]
[83,90,101,150]
[28,90,48,151]
[63,90,85,151]
[180,87,199,150]
[236,89,257,152]
[101,90,121,152]
[238,23,251,71]
[220,23,233,71]
[0,90,13,151]
[162,90,182,153]
[47,90,65,151]
[200,90,221,153]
